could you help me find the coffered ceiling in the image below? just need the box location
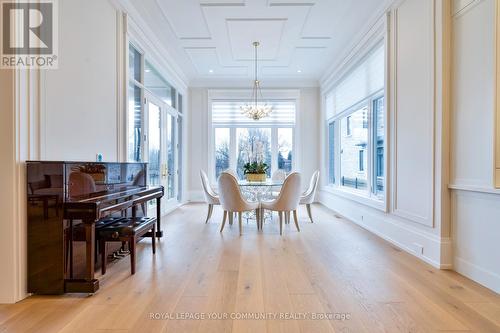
[128,0,388,86]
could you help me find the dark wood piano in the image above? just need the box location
[27,161,164,294]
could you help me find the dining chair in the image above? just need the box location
[217,172,260,235]
[261,172,301,235]
[224,169,239,179]
[300,171,320,223]
[200,170,220,223]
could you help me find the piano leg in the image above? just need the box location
[156,197,163,238]
[85,222,96,280]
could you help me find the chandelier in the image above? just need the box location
[240,41,272,121]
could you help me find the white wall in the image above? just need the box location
[450,0,500,293]
[318,0,452,269]
[42,0,119,161]
[187,87,320,201]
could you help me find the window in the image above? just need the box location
[128,44,144,162]
[359,150,365,171]
[214,128,230,179]
[328,121,335,184]
[326,42,385,201]
[127,42,185,205]
[373,96,385,196]
[144,60,176,108]
[211,99,296,180]
[340,106,368,190]
[278,128,293,173]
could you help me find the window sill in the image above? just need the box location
[320,185,387,212]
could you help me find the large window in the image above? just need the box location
[127,42,185,204]
[211,99,296,180]
[340,105,368,190]
[326,43,385,200]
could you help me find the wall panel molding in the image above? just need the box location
[391,0,435,227]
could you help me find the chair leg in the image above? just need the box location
[293,210,300,232]
[255,209,260,230]
[220,211,227,232]
[151,224,156,254]
[238,212,243,236]
[100,239,106,275]
[306,204,314,223]
[285,211,290,224]
[205,204,212,223]
[222,210,227,224]
[209,204,214,219]
[130,236,136,275]
[279,211,283,235]
[229,211,233,225]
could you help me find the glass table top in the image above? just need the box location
[238,179,284,187]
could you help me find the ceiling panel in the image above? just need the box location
[184,47,248,76]
[138,0,388,84]
[226,19,286,60]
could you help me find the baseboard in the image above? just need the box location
[319,190,450,269]
[454,257,500,294]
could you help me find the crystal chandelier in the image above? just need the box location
[240,41,272,121]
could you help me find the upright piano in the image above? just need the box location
[27,161,164,294]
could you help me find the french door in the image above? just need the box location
[145,94,179,215]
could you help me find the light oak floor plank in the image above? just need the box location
[0,203,499,333]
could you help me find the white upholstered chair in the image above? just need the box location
[217,172,260,235]
[200,170,220,223]
[224,169,239,179]
[261,172,301,235]
[300,171,320,223]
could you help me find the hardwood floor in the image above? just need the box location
[1,203,499,333]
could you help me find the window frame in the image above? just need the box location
[211,124,296,182]
[326,90,386,208]
[208,89,300,183]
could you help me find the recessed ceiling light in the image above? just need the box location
[209,69,214,73]
[297,69,302,73]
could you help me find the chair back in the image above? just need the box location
[224,169,238,179]
[217,172,249,212]
[273,172,302,211]
[301,171,320,204]
[272,169,287,182]
[200,170,218,204]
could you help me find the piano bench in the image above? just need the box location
[97,216,156,275]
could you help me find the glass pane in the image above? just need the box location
[277,128,293,173]
[178,93,183,113]
[148,103,161,187]
[167,114,175,199]
[340,106,368,190]
[177,117,183,201]
[144,60,176,107]
[236,128,272,180]
[214,128,230,179]
[328,121,335,184]
[128,84,142,162]
[129,44,141,83]
[373,96,385,196]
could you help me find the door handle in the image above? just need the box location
[161,164,168,178]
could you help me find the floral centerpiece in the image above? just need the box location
[242,139,268,182]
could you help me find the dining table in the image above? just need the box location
[238,178,284,222]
